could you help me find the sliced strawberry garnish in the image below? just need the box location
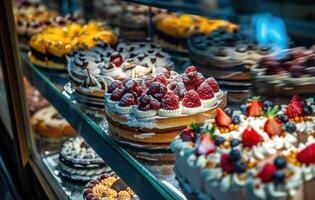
[197,82,214,100]
[195,134,216,156]
[263,106,283,137]
[108,80,123,93]
[286,101,304,118]
[216,108,232,127]
[297,143,315,165]
[180,128,196,142]
[182,90,201,108]
[205,77,219,93]
[110,87,125,101]
[119,93,136,107]
[147,82,167,101]
[221,154,235,173]
[242,127,263,148]
[184,66,197,74]
[153,73,168,85]
[161,91,179,110]
[247,97,263,117]
[257,163,277,183]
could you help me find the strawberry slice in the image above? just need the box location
[247,97,263,117]
[257,163,277,183]
[263,106,283,137]
[297,143,315,165]
[195,134,216,156]
[242,127,263,148]
[221,154,235,173]
[216,108,232,127]
[286,100,304,118]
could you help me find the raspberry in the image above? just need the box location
[154,67,170,78]
[197,82,214,100]
[124,80,143,97]
[161,91,179,110]
[184,66,197,74]
[206,77,220,93]
[185,84,195,91]
[182,90,201,108]
[119,93,136,107]
[195,73,206,87]
[153,73,168,85]
[286,101,304,118]
[297,143,315,165]
[258,163,277,183]
[147,82,167,101]
[143,75,154,87]
[221,154,235,173]
[183,71,198,86]
[167,82,177,90]
[108,80,123,93]
[172,82,187,100]
[110,87,125,101]
[109,53,123,67]
[171,75,184,83]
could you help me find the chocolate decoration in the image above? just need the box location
[111,179,129,192]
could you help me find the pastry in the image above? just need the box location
[83,173,139,200]
[28,21,117,70]
[252,46,315,100]
[171,95,315,199]
[31,106,76,141]
[59,137,111,181]
[24,78,49,114]
[154,13,238,52]
[67,41,173,106]
[104,66,226,149]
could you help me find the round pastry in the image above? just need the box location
[104,66,226,150]
[24,78,49,114]
[171,95,315,200]
[59,137,111,181]
[31,106,76,139]
[83,173,139,200]
[154,13,238,52]
[67,41,174,106]
[28,21,117,70]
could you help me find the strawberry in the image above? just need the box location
[221,154,235,173]
[182,90,201,108]
[180,128,196,142]
[247,97,263,117]
[197,82,214,100]
[297,143,315,165]
[147,82,167,101]
[216,108,232,127]
[242,127,263,148]
[184,66,197,74]
[205,77,219,93]
[286,100,304,118]
[257,163,277,183]
[263,106,283,137]
[161,91,179,110]
[119,93,136,107]
[195,134,216,156]
[108,80,123,93]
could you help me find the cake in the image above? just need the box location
[172,95,315,199]
[67,41,173,107]
[31,106,76,145]
[252,46,315,100]
[188,28,279,102]
[104,66,226,150]
[28,21,117,70]
[83,173,139,200]
[154,13,238,52]
[59,137,111,181]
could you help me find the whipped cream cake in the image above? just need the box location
[104,66,226,149]
[59,137,111,181]
[172,95,315,199]
[68,41,173,106]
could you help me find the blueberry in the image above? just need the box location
[232,115,241,124]
[215,136,225,146]
[235,161,246,174]
[272,171,285,184]
[301,100,307,107]
[277,114,289,123]
[274,156,287,169]
[303,106,313,115]
[240,104,247,115]
[286,122,296,133]
[229,149,241,161]
[230,139,240,147]
[264,100,274,109]
[224,107,233,116]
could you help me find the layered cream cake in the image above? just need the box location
[172,95,315,199]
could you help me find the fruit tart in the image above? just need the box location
[28,21,117,70]
[154,13,238,52]
[104,66,226,149]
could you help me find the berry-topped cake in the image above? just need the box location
[104,66,226,150]
[252,46,315,99]
[171,95,315,199]
[68,41,173,107]
[28,21,117,70]
[154,13,238,52]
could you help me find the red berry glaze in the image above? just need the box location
[197,82,214,100]
[258,163,277,183]
[182,90,201,108]
[297,143,315,165]
[242,127,263,148]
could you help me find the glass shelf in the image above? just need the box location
[21,52,185,200]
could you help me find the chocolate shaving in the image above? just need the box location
[111,179,128,192]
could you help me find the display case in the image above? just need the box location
[1,0,315,200]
